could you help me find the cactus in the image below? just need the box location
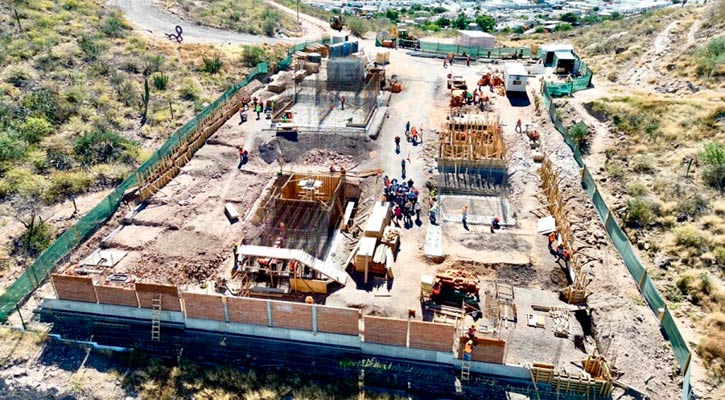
[140,78,150,126]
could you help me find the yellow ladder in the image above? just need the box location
[461,358,472,382]
[151,295,162,342]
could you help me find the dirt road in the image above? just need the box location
[111,0,299,45]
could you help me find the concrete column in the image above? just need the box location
[266,300,273,327]
[312,304,318,335]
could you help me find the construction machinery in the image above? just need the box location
[330,15,345,31]
[447,74,467,90]
[422,269,480,309]
[397,28,420,49]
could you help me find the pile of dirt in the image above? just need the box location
[302,149,355,167]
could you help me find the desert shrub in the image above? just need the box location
[676,193,709,218]
[23,87,71,124]
[78,34,106,61]
[179,77,201,101]
[700,141,725,191]
[606,160,625,179]
[347,18,367,38]
[18,117,53,144]
[568,122,591,150]
[201,57,223,74]
[695,37,725,79]
[47,171,93,205]
[242,46,264,67]
[6,66,33,88]
[672,224,707,248]
[152,73,169,91]
[73,129,137,166]
[101,16,127,38]
[556,22,573,32]
[625,198,659,227]
[698,313,725,379]
[626,182,647,197]
[0,133,28,163]
[632,156,655,174]
[714,247,725,267]
[142,55,165,76]
[14,219,54,257]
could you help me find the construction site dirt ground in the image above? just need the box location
[10,41,683,399]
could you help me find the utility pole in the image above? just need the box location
[297,0,300,23]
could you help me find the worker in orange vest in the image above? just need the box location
[464,340,473,361]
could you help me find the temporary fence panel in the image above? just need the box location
[0,61,270,322]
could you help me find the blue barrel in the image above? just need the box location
[351,41,359,53]
[342,42,351,56]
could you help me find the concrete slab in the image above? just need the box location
[439,195,516,225]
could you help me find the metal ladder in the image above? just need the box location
[151,294,161,342]
[461,358,472,382]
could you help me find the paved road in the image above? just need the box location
[112,0,288,45]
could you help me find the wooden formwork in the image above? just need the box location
[530,357,613,397]
[439,112,505,164]
[137,85,255,200]
[539,157,590,304]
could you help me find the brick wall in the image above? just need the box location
[270,301,312,331]
[226,297,269,326]
[136,283,181,311]
[316,305,359,336]
[94,285,139,307]
[409,320,455,352]
[182,292,226,322]
[52,274,97,303]
[364,316,407,347]
[458,336,505,364]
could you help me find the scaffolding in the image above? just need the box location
[437,111,507,195]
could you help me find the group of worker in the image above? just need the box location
[383,175,423,228]
[443,53,472,68]
[547,231,571,264]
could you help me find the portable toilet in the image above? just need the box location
[503,62,528,93]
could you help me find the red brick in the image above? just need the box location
[364,316,407,347]
[226,297,269,325]
[270,301,312,331]
[409,320,455,352]
[182,292,226,322]
[94,285,138,307]
[316,306,359,336]
[136,282,181,311]
[458,336,505,364]
[52,274,97,303]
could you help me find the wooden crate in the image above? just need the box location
[354,237,377,272]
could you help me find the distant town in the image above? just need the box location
[307,0,684,34]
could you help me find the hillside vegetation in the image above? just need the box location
[0,0,283,290]
[157,0,301,37]
[539,2,724,387]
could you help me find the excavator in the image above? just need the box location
[330,15,345,31]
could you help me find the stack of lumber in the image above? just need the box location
[364,202,390,238]
[435,269,479,293]
[380,226,400,253]
[354,237,377,272]
[305,42,328,58]
[550,311,570,338]
[370,244,396,278]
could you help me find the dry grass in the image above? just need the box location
[698,312,725,380]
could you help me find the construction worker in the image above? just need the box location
[401,158,406,178]
[231,243,239,275]
[548,232,557,251]
[429,202,439,225]
[340,95,346,110]
[555,244,566,262]
[255,103,262,120]
[405,121,411,135]
[305,296,314,304]
[414,201,422,221]
[490,216,500,233]
[238,107,247,125]
[237,147,248,169]
[443,58,448,69]
[462,205,469,230]
[411,127,419,145]
[464,340,473,361]
[515,119,522,133]
[467,324,476,340]
[466,55,471,67]
[394,135,401,153]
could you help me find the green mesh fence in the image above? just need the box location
[412,41,531,58]
[0,62,269,322]
[543,65,693,398]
